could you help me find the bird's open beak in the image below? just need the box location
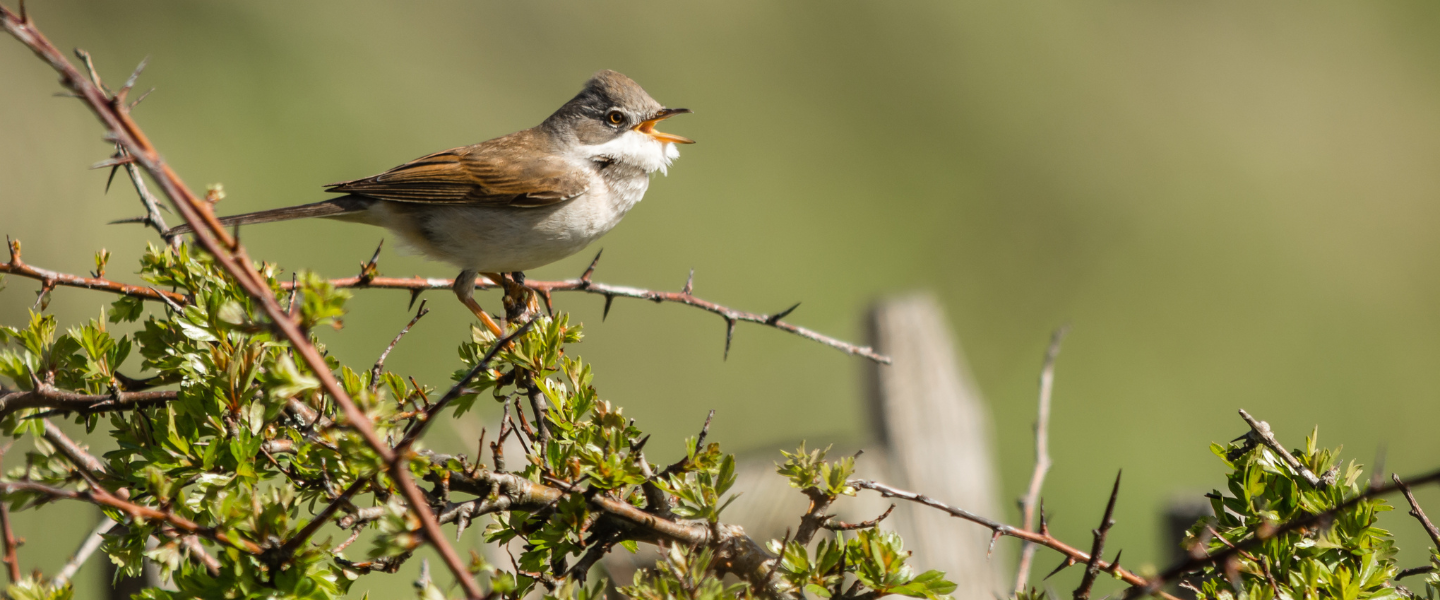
[636,108,695,144]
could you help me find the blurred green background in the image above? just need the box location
[5,1,1440,598]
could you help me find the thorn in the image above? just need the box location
[357,239,383,284]
[18,0,26,23]
[51,92,81,99]
[407,289,424,311]
[90,154,135,170]
[767,302,800,325]
[1106,550,1123,573]
[539,289,554,317]
[987,530,1001,558]
[580,249,602,284]
[32,280,54,311]
[602,294,614,321]
[108,216,150,226]
[129,87,155,109]
[682,268,694,295]
[119,56,149,99]
[1043,557,1075,581]
[696,409,716,448]
[149,287,185,313]
[723,318,737,360]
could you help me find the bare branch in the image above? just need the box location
[847,478,1178,600]
[0,251,888,364]
[42,419,107,477]
[1016,326,1068,594]
[1237,409,1324,488]
[289,268,890,363]
[368,300,430,393]
[1393,474,1440,549]
[823,504,896,531]
[0,240,185,304]
[52,516,116,587]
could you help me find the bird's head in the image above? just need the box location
[545,70,694,175]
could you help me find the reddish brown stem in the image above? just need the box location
[0,491,18,582]
[0,8,481,596]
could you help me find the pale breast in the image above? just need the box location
[363,167,649,273]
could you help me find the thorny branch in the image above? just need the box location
[1393,474,1440,549]
[1392,474,1440,581]
[319,253,889,362]
[822,504,895,531]
[0,246,890,364]
[0,7,485,596]
[1073,471,1121,600]
[1016,326,1067,594]
[846,479,1181,600]
[0,239,186,304]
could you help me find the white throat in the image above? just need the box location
[581,130,682,175]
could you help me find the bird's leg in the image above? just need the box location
[454,270,503,337]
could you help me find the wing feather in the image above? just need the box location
[325,134,588,207]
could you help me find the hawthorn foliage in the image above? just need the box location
[0,244,956,600]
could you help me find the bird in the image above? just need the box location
[169,69,693,335]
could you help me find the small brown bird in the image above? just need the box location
[171,70,692,334]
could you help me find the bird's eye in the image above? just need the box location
[606,111,625,125]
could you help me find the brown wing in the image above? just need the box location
[325,134,588,207]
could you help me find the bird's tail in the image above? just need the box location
[165,196,373,236]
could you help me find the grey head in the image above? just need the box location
[541,70,693,147]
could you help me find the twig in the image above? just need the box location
[846,479,1179,600]
[0,480,261,554]
[1396,565,1435,580]
[283,256,890,364]
[105,147,171,240]
[0,241,185,304]
[524,373,552,449]
[0,443,17,584]
[0,251,890,364]
[1393,474,1440,549]
[660,409,716,478]
[275,476,369,564]
[394,321,533,455]
[368,300,429,393]
[51,516,116,586]
[1016,326,1068,594]
[822,504,896,531]
[42,419,107,477]
[0,10,484,595]
[0,385,174,420]
[1237,409,1323,488]
[795,487,838,546]
[1074,471,1121,600]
